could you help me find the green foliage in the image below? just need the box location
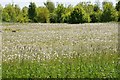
[55,4,65,23]
[68,6,90,24]
[0,4,3,22]
[28,2,37,22]
[118,11,120,22]
[14,5,21,17]
[116,1,120,22]
[62,5,73,23]
[2,4,16,22]
[21,6,29,22]
[44,0,55,13]
[1,1,119,23]
[94,4,100,12]
[62,12,71,23]
[101,3,118,22]
[115,1,120,11]
[49,13,57,23]
[76,2,94,15]
[16,6,29,23]
[90,11,102,23]
[2,12,10,22]
[90,4,102,23]
[35,7,50,23]
[84,4,94,15]
[83,13,91,23]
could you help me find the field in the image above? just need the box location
[2,23,119,78]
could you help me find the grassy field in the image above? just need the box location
[2,23,119,78]
[0,23,2,79]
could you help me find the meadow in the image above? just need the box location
[2,23,119,78]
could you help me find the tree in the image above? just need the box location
[118,11,120,22]
[101,2,118,22]
[55,4,65,23]
[116,1,120,11]
[14,4,21,22]
[28,2,37,22]
[90,4,102,23]
[2,4,16,22]
[62,5,73,23]
[22,6,29,22]
[44,0,55,13]
[116,1,120,21]
[35,7,49,23]
[49,4,65,23]
[68,6,90,24]
[16,6,29,23]
[76,2,94,15]
[14,5,20,16]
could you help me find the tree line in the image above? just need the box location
[0,0,120,23]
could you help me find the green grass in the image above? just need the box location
[3,53,119,78]
[2,23,119,78]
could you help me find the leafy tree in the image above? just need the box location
[44,0,55,13]
[35,7,49,23]
[116,1,120,11]
[116,1,120,21]
[62,5,73,23]
[2,4,16,22]
[101,2,118,22]
[118,11,120,21]
[76,2,94,14]
[21,6,29,22]
[16,7,29,23]
[28,2,37,22]
[14,5,20,17]
[90,4,102,23]
[75,2,93,23]
[55,4,65,23]
[14,4,21,22]
[69,6,90,24]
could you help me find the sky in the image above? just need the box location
[0,0,118,8]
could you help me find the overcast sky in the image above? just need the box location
[0,0,117,8]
